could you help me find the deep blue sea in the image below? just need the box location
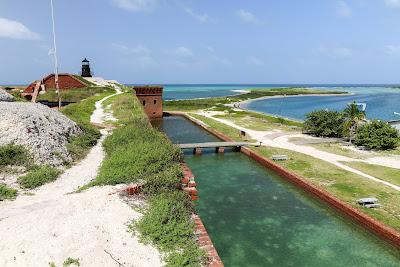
[128,84,400,121]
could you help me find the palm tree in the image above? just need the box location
[343,102,366,143]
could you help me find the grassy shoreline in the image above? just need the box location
[164,88,346,112]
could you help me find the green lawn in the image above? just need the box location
[37,86,113,103]
[341,161,400,186]
[191,113,400,232]
[308,143,369,159]
[214,110,302,131]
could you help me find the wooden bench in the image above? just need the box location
[272,155,289,161]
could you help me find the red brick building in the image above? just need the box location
[134,86,163,119]
[22,73,88,101]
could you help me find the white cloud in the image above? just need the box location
[385,0,400,8]
[337,1,352,17]
[112,43,157,68]
[110,0,158,12]
[385,45,400,55]
[173,46,193,57]
[246,56,264,66]
[112,43,151,55]
[0,17,40,40]
[318,45,353,59]
[183,7,210,23]
[236,9,259,24]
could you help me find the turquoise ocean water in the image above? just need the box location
[130,84,400,121]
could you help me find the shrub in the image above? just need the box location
[18,165,61,189]
[133,191,204,266]
[0,184,17,201]
[303,110,344,137]
[355,120,399,150]
[0,144,31,168]
[63,257,80,267]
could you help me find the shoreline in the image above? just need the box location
[232,93,354,123]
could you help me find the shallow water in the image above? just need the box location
[158,116,400,267]
[240,87,400,121]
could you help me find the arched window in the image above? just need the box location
[154,99,157,105]
[143,100,146,106]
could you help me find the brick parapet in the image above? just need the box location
[169,111,400,249]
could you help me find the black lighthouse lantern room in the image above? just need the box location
[81,58,92,77]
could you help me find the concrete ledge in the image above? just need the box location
[171,111,400,249]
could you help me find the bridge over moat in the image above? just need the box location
[177,141,255,154]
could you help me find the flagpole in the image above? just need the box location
[50,0,61,109]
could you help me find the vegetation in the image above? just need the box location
[61,90,113,161]
[355,120,399,150]
[214,110,302,131]
[165,88,345,111]
[190,114,400,231]
[37,86,113,103]
[341,161,400,186]
[18,165,61,189]
[63,257,80,267]
[0,144,31,170]
[0,184,17,201]
[90,93,204,266]
[343,102,366,142]
[303,110,344,137]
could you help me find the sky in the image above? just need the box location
[1,0,400,84]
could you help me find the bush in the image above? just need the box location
[303,110,344,137]
[133,191,204,266]
[0,184,17,201]
[18,165,61,189]
[0,144,31,168]
[355,120,399,150]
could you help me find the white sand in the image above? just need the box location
[0,84,163,267]
[196,111,400,191]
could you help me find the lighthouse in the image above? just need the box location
[81,58,92,77]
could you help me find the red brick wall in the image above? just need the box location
[168,111,400,249]
[44,75,87,90]
[136,95,163,119]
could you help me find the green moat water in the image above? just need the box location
[155,116,400,267]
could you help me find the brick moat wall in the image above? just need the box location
[169,111,400,249]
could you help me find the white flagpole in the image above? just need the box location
[50,0,61,109]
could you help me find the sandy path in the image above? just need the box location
[196,111,400,191]
[0,84,163,267]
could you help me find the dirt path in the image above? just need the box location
[196,111,400,191]
[0,84,163,267]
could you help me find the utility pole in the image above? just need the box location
[50,0,61,109]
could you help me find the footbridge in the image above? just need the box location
[177,141,255,154]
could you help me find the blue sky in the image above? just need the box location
[1,0,400,84]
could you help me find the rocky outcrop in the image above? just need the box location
[0,102,82,166]
[0,89,15,102]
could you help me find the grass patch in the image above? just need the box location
[192,113,400,231]
[61,90,113,161]
[190,113,253,142]
[341,161,400,186]
[18,165,61,189]
[308,143,369,159]
[164,88,346,111]
[214,110,302,131]
[0,144,31,171]
[37,86,113,103]
[63,257,80,267]
[0,184,17,201]
[90,93,204,266]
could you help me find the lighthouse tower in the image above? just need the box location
[81,58,92,77]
